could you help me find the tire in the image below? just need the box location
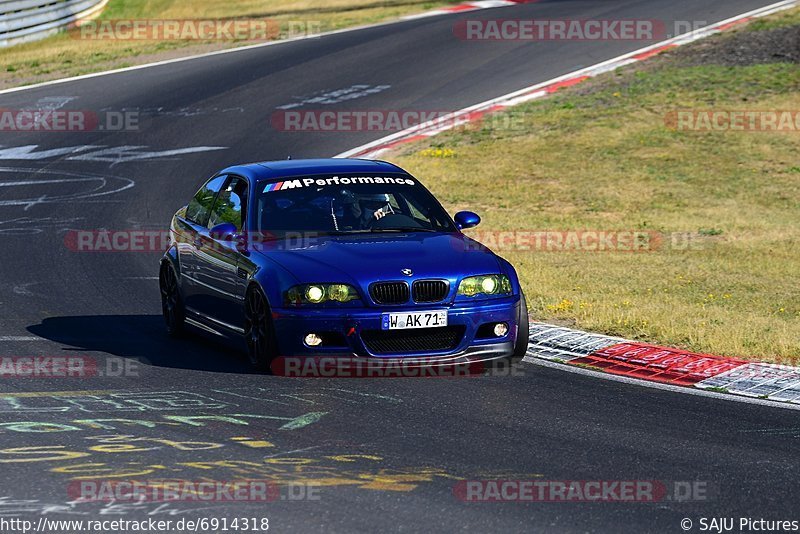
[244,286,278,372]
[159,262,185,336]
[510,292,529,363]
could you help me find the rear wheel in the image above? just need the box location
[510,292,529,363]
[159,262,185,336]
[244,286,278,372]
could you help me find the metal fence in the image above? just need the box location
[0,0,108,47]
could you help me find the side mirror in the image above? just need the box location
[454,211,481,230]
[210,222,249,253]
[209,222,238,242]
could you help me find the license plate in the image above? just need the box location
[381,310,448,330]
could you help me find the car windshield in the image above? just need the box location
[254,173,457,236]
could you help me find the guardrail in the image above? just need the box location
[0,0,108,47]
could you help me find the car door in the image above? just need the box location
[193,175,249,331]
[176,174,228,312]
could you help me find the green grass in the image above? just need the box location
[0,0,456,89]
[747,6,800,30]
[392,13,800,364]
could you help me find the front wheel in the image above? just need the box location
[159,262,185,336]
[244,286,278,372]
[510,292,529,363]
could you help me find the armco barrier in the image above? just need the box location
[0,0,108,47]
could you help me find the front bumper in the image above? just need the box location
[271,295,520,363]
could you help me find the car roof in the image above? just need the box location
[218,158,407,182]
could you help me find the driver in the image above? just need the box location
[337,190,394,229]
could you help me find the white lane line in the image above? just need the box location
[524,357,800,412]
[0,336,40,341]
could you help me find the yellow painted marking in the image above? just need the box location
[282,477,365,487]
[264,458,314,465]
[326,454,383,462]
[0,446,91,463]
[358,481,417,491]
[238,440,274,448]
[89,444,157,453]
[229,437,275,448]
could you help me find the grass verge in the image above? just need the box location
[0,0,454,90]
[392,9,800,364]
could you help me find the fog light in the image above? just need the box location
[305,333,323,347]
[493,323,509,337]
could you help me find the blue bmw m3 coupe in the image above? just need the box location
[159,158,528,371]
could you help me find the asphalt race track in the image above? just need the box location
[0,1,797,531]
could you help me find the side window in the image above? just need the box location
[207,176,248,232]
[185,175,227,226]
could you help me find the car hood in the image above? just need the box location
[253,232,501,286]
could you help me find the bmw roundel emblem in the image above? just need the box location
[401,268,413,276]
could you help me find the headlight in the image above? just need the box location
[286,284,359,305]
[306,285,325,303]
[457,275,511,297]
